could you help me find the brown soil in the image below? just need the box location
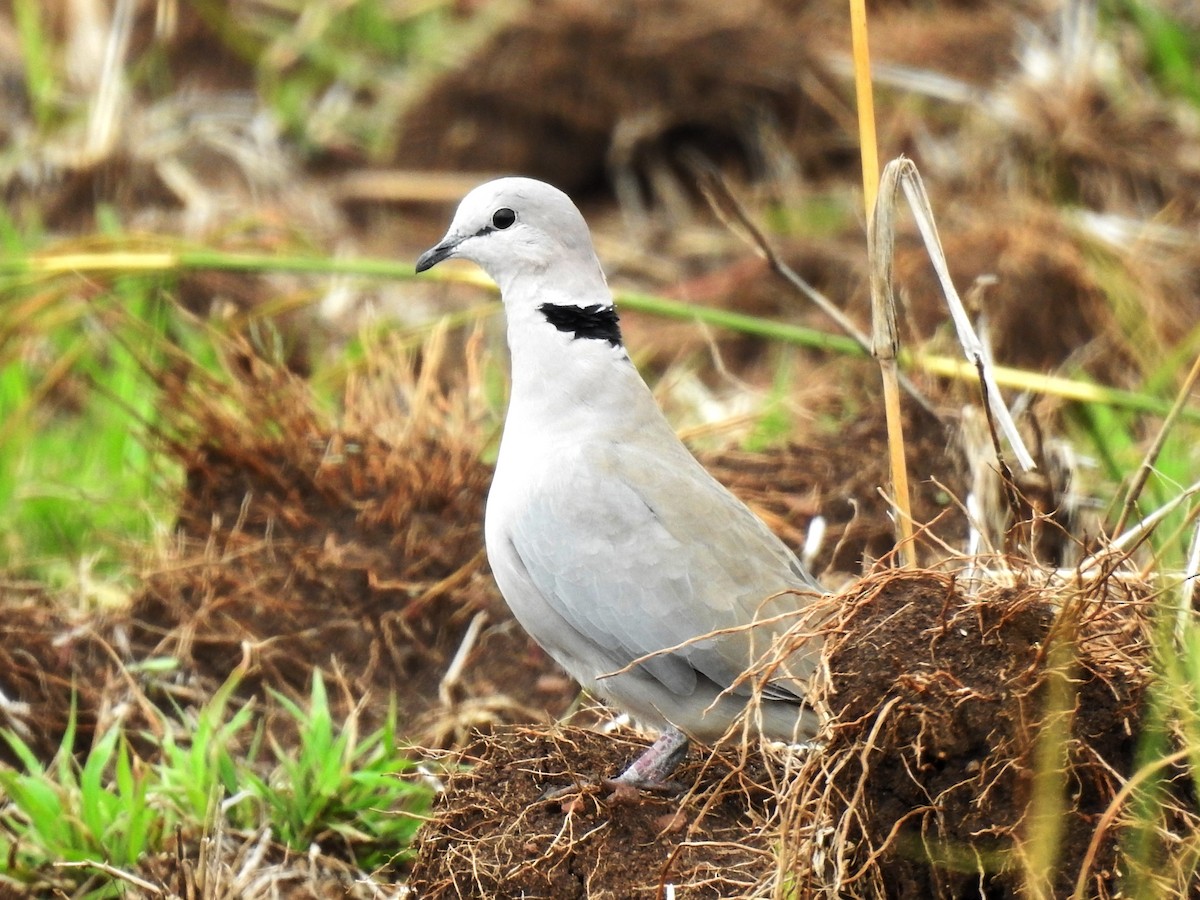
[802,571,1157,898]
[410,726,782,899]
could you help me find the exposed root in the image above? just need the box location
[410,725,781,900]
[766,568,1178,899]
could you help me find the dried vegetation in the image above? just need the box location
[1,0,1199,897]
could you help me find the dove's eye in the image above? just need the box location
[492,208,516,229]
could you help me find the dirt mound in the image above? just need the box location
[781,569,1177,898]
[410,725,781,899]
[394,0,850,192]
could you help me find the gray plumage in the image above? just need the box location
[417,177,825,784]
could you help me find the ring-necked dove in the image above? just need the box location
[417,177,825,788]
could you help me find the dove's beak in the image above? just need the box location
[415,238,458,273]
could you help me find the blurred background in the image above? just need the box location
[1,2,1200,896]
[3,0,1197,582]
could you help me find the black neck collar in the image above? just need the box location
[538,303,622,348]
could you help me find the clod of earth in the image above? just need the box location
[409,725,782,900]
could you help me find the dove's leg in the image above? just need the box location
[539,727,691,801]
[611,726,690,788]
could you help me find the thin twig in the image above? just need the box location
[868,161,917,564]
[55,861,163,894]
[889,157,1036,471]
[1111,348,1200,536]
[848,0,880,216]
[688,161,871,343]
[686,159,938,418]
[438,611,488,708]
[976,368,1024,537]
[1077,478,1200,575]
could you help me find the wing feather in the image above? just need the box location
[506,438,817,701]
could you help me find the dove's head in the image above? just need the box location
[416,177,609,303]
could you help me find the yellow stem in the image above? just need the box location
[849,0,880,216]
[881,360,917,565]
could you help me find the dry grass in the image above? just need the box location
[409,725,784,899]
[127,323,555,741]
[765,566,1168,899]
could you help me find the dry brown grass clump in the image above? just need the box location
[409,725,782,900]
[775,568,1177,899]
[0,593,122,765]
[128,329,576,742]
[138,821,399,900]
